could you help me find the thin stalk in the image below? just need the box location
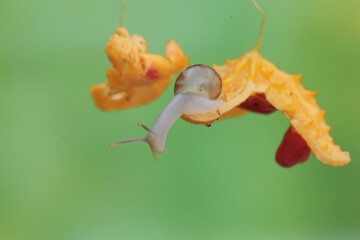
[252,0,265,52]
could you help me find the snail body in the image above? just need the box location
[110,65,223,161]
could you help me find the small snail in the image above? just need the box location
[109,64,224,161]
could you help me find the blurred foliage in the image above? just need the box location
[0,0,359,239]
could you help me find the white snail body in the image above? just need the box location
[110,64,224,161]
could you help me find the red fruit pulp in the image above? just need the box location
[276,126,311,167]
[240,94,277,114]
[145,66,159,79]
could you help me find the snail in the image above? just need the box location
[109,64,224,161]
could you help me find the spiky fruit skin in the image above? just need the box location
[183,50,350,167]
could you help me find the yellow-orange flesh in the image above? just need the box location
[90,27,189,111]
[183,50,350,166]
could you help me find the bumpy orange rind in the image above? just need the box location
[183,50,350,166]
[90,27,189,111]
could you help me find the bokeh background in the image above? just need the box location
[1,0,360,239]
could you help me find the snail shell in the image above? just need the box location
[174,64,222,100]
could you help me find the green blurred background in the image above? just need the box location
[1,0,360,239]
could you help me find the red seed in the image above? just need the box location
[240,94,277,114]
[276,126,311,167]
[145,66,159,79]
